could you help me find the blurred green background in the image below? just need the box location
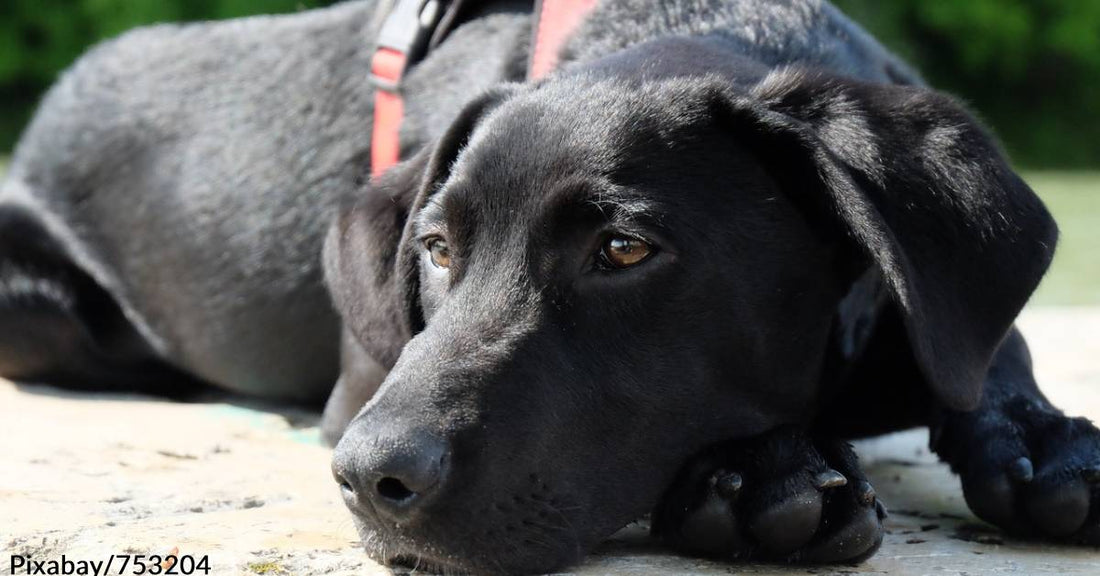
[0,0,338,149]
[0,0,1096,303]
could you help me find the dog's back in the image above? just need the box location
[0,1,386,399]
[565,0,921,85]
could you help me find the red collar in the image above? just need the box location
[528,0,599,81]
[370,0,598,177]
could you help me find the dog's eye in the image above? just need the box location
[598,236,653,269]
[425,236,451,269]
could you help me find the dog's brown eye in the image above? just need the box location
[425,237,451,269]
[600,236,652,269]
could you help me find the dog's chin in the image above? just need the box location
[353,518,587,575]
[388,553,470,574]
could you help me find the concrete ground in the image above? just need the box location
[2,307,1099,576]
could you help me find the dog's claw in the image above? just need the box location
[856,480,876,505]
[1008,456,1034,483]
[715,471,743,499]
[874,499,888,519]
[814,469,847,490]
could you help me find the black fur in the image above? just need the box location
[0,0,531,400]
[2,0,1094,574]
[0,205,196,392]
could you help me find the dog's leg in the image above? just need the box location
[652,427,885,562]
[931,326,1100,543]
[0,204,197,394]
[321,327,388,446]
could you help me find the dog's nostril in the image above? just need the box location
[332,466,355,494]
[335,429,450,516]
[377,476,416,502]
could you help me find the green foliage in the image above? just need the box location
[0,1,334,151]
[833,0,1100,167]
[1,1,1098,167]
[0,1,331,85]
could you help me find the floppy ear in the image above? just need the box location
[718,69,1057,410]
[323,85,521,368]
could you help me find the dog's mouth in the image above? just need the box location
[352,519,468,573]
[389,554,471,575]
[347,478,591,575]
[375,545,476,575]
[355,521,586,575]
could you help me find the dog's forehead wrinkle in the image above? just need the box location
[534,175,660,230]
[588,192,658,221]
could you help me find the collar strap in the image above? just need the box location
[371,0,599,176]
[528,0,598,81]
[370,0,449,177]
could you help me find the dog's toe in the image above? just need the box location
[1024,475,1091,537]
[674,472,745,553]
[747,482,823,554]
[653,466,752,556]
[796,479,884,563]
[962,473,1026,532]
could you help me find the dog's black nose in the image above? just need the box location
[332,427,450,519]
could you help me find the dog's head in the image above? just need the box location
[325,56,1056,573]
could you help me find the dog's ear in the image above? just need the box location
[323,85,520,368]
[715,70,1057,410]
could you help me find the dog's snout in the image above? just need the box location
[333,427,451,520]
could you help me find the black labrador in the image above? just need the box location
[1,0,1096,574]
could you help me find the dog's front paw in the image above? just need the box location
[653,428,885,563]
[934,396,1100,543]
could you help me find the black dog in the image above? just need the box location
[2,0,1097,574]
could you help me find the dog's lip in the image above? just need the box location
[352,515,470,569]
[387,551,477,574]
[361,533,487,575]
[355,515,583,575]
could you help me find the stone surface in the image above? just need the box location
[2,307,1099,575]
